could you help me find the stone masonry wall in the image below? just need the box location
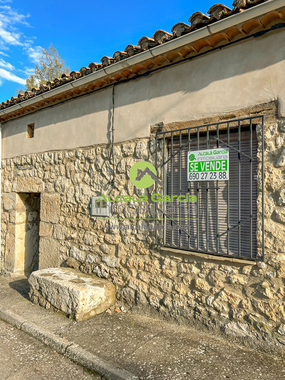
[1,115,285,355]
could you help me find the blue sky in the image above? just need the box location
[0,0,234,103]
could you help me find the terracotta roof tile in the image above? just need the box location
[24,90,32,100]
[101,56,115,67]
[138,36,157,50]
[188,12,210,27]
[39,83,49,92]
[208,4,232,20]
[88,62,102,72]
[31,88,39,96]
[54,78,63,86]
[46,80,56,89]
[171,22,191,37]
[70,71,81,80]
[153,30,173,44]
[233,0,247,10]
[0,0,274,111]
[44,82,51,90]
[124,45,141,56]
[80,66,91,76]
[60,74,72,84]
[113,51,128,62]
[235,0,266,9]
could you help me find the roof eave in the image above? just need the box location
[0,0,284,121]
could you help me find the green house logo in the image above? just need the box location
[189,154,195,161]
[129,161,162,189]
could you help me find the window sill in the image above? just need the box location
[160,247,258,266]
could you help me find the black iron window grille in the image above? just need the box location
[154,116,264,261]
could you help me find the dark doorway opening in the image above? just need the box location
[16,193,40,276]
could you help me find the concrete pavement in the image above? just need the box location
[0,319,101,380]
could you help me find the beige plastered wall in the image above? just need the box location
[2,28,285,159]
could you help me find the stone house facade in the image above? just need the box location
[1,0,285,354]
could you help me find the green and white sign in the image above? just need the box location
[188,148,229,181]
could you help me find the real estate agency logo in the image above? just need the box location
[129,161,162,189]
[92,159,197,231]
[98,160,197,203]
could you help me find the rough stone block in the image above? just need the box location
[39,237,60,269]
[225,321,253,338]
[28,268,116,321]
[70,246,86,263]
[13,177,44,193]
[276,148,285,167]
[3,180,12,193]
[39,222,53,237]
[41,193,60,223]
[2,193,16,211]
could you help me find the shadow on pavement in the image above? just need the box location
[9,278,30,300]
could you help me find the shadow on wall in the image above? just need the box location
[2,29,285,142]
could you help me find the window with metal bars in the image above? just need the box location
[156,116,264,261]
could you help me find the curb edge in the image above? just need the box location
[0,307,138,380]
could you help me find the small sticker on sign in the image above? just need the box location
[188,148,229,181]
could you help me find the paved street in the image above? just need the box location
[0,320,101,380]
[1,276,285,380]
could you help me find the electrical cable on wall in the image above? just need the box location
[111,85,115,187]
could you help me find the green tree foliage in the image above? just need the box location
[25,44,69,90]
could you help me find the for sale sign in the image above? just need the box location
[188,148,229,181]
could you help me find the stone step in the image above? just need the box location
[28,268,116,321]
